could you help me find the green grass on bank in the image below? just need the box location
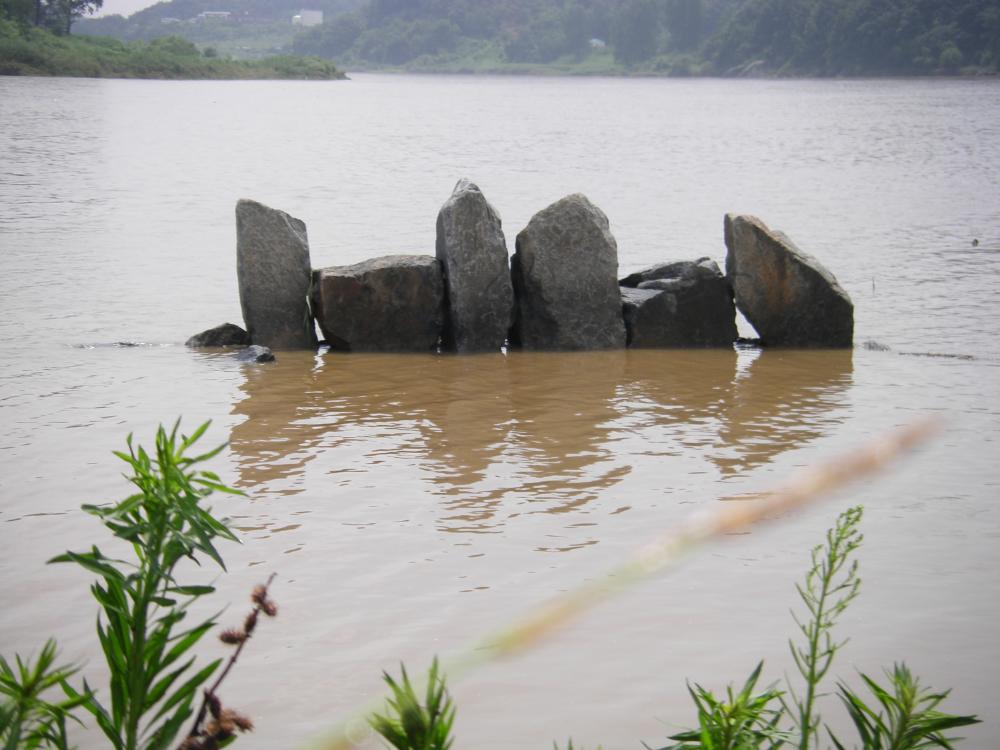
[0,19,345,79]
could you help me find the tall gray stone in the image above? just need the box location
[510,194,626,351]
[435,179,513,352]
[619,257,737,347]
[312,255,444,352]
[725,215,854,347]
[236,199,316,350]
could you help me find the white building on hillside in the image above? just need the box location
[292,9,323,26]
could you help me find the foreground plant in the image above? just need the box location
[50,421,242,750]
[654,506,979,750]
[659,662,788,750]
[0,640,88,750]
[832,663,980,750]
[369,659,455,750]
[180,575,279,750]
[787,506,863,749]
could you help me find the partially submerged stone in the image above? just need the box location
[236,344,275,363]
[510,194,626,350]
[185,322,251,348]
[436,179,514,353]
[619,257,737,347]
[236,199,316,350]
[312,255,445,352]
[725,215,853,347]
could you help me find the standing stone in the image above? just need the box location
[236,199,316,350]
[725,215,854,347]
[510,194,626,350]
[619,257,737,347]
[312,255,444,352]
[435,179,513,352]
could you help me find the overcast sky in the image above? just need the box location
[94,0,161,17]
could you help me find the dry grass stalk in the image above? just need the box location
[180,573,278,750]
[310,419,939,750]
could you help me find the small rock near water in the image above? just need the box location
[725,214,854,348]
[236,345,275,363]
[312,255,445,352]
[185,322,251,348]
[510,193,626,351]
[236,199,317,350]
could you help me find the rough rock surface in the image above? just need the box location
[435,179,514,352]
[185,323,251,348]
[236,199,316,350]
[725,215,854,347]
[619,257,737,347]
[235,345,275,363]
[312,255,445,352]
[510,194,626,350]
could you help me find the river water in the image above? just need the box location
[1,74,998,748]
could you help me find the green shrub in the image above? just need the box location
[370,659,456,750]
[653,507,979,750]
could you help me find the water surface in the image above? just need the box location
[1,74,998,749]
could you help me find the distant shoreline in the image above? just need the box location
[0,22,346,80]
[342,62,1000,81]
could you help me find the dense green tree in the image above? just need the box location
[706,0,1000,75]
[293,11,364,57]
[612,0,660,64]
[48,0,102,34]
[503,8,565,62]
[0,0,34,24]
[663,0,704,50]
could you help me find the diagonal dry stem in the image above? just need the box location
[309,419,939,750]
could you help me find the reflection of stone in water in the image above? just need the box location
[622,348,739,427]
[228,348,633,536]
[619,348,852,477]
[435,351,629,533]
[229,350,328,491]
[229,351,514,501]
[619,348,739,482]
[717,348,854,475]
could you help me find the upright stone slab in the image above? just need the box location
[312,255,444,352]
[435,179,514,352]
[236,199,316,350]
[619,257,737,347]
[724,215,854,347]
[510,194,626,351]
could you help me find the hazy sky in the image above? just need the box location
[94,0,160,17]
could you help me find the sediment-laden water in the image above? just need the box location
[1,74,998,749]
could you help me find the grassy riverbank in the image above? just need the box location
[0,20,345,79]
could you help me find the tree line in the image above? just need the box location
[1,0,101,35]
[290,0,1000,74]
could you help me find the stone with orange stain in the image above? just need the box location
[725,214,853,347]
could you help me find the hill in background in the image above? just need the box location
[74,0,1000,75]
[76,0,364,58]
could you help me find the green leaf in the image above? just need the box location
[149,658,220,726]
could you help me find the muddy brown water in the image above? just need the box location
[1,74,998,748]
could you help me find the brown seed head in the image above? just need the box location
[219,628,247,645]
[244,609,258,634]
[251,584,268,606]
[261,600,278,617]
[221,708,255,733]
